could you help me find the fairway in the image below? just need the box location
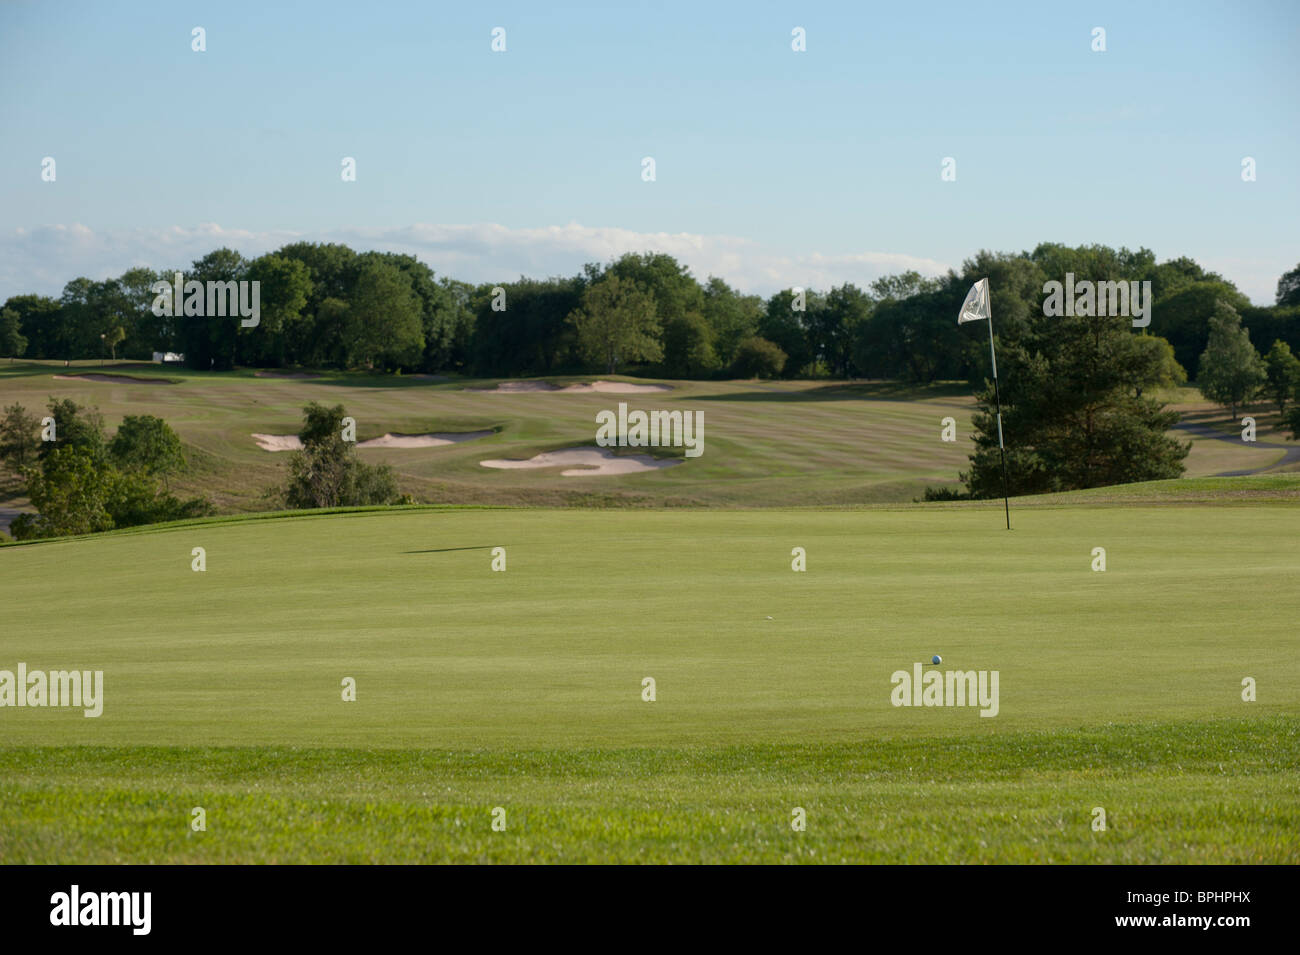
[2,502,1297,862]
[2,362,1290,525]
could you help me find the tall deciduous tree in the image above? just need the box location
[1261,340,1300,416]
[1198,302,1266,418]
[0,307,27,360]
[660,311,719,378]
[0,404,40,471]
[567,275,662,375]
[759,289,815,377]
[1276,263,1300,308]
[110,415,186,481]
[348,260,425,370]
[812,284,872,377]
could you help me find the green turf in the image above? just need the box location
[2,361,1292,517]
[2,505,1297,862]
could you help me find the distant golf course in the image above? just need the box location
[2,494,1297,862]
[1,360,1295,526]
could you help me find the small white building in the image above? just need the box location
[152,352,185,363]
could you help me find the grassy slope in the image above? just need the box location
[2,362,1293,517]
[2,505,1297,861]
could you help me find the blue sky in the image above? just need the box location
[1,0,1296,302]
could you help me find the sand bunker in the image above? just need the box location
[252,430,492,452]
[466,380,673,394]
[252,433,305,452]
[480,447,680,476]
[53,373,175,384]
[358,430,494,448]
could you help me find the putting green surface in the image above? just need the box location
[1,505,1297,862]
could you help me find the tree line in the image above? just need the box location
[4,242,1297,387]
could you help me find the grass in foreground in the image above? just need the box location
[1,505,1297,862]
[1,718,1295,863]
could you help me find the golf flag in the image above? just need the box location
[958,278,1012,530]
[958,277,991,324]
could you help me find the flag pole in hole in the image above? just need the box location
[958,278,1011,530]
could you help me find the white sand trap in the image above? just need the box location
[466,379,673,394]
[564,380,673,393]
[253,431,492,451]
[466,381,562,393]
[357,430,493,448]
[252,433,304,452]
[53,373,174,384]
[480,446,680,476]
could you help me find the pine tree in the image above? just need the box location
[963,311,1189,497]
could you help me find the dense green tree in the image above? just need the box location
[1130,335,1187,398]
[1242,304,1300,360]
[812,284,872,377]
[437,277,478,372]
[731,336,787,379]
[58,278,130,363]
[0,307,27,359]
[5,242,1292,391]
[245,254,313,367]
[1262,340,1300,416]
[281,402,400,509]
[41,397,105,458]
[602,253,704,327]
[311,297,353,368]
[1197,302,1266,418]
[471,276,583,376]
[116,266,169,359]
[11,446,116,538]
[660,311,720,378]
[567,275,662,374]
[0,404,40,471]
[0,295,59,359]
[1149,256,1224,302]
[109,415,186,481]
[180,248,250,370]
[1276,263,1300,308]
[1153,281,1252,380]
[759,289,815,376]
[276,242,360,303]
[700,277,761,366]
[963,308,1189,498]
[348,259,424,370]
[857,275,966,383]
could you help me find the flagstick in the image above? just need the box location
[986,315,1011,530]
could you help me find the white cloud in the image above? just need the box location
[0,221,951,300]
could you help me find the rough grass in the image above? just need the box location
[2,718,1294,863]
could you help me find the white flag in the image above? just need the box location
[958,278,991,324]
